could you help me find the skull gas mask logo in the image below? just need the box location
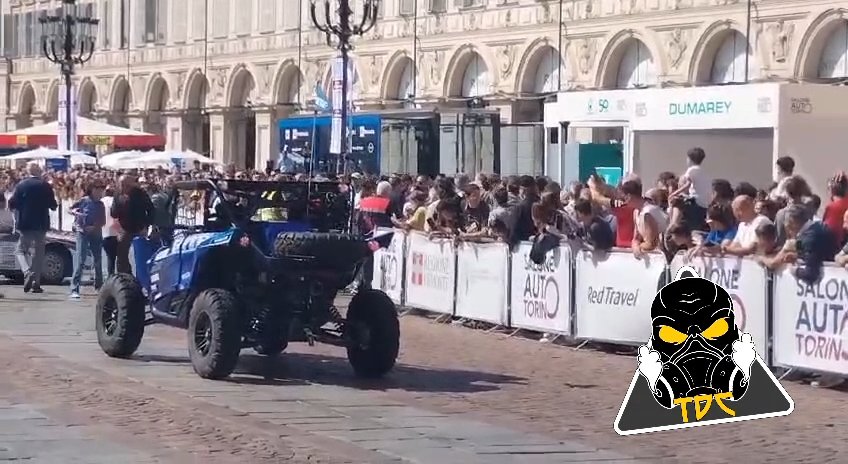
[613,266,795,436]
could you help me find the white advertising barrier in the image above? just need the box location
[773,264,848,375]
[404,232,456,315]
[574,250,664,344]
[670,253,769,358]
[371,228,405,304]
[509,241,571,334]
[455,241,509,326]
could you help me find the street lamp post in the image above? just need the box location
[309,0,379,175]
[39,0,98,151]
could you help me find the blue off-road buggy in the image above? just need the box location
[94,179,399,380]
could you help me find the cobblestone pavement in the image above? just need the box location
[0,286,842,463]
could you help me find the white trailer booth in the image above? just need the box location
[543,83,848,198]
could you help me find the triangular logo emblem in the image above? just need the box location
[613,266,794,435]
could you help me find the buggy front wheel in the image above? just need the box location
[96,274,146,358]
[344,289,399,378]
[187,289,242,379]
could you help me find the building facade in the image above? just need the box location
[1,0,848,170]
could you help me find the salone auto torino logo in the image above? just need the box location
[522,254,560,319]
[379,251,398,291]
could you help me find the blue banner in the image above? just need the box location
[279,114,382,174]
[45,157,69,172]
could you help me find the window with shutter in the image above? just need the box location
[24,12,33,57]
[192,0,207,40]
[429,0,446,13]
[156,0,168,43]
[2,15,14,57]
[144,0,157,43]
[399,0,414,16]
[282,0,298,30]
[172,0,187,42]
[212,0,229,38]
[101,0,112,49]
[257,0,276,33]
[235,0,251,35]
[120,0,129,48]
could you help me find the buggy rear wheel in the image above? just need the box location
[345,289,399,378]
[96,274,146,358]
[187,289,242,379]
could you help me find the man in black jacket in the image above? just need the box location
[506,175,540,246]
[111,175,155,274]
[9,162,58,293]
[781,204,837,284]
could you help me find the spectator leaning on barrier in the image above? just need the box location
[391,190,427,232]
[629,183,668,258]
[774,175,813,245]
[460,182,490,236]
[691,203,737,258]
[723,195,772,257]
[388,174,411,219]
[358,180,393,232]
[781,204,838,285]
[754,222,779,257]
[823,172,848,246]
[835,214,848,268]
[663,223,693,260]
[9,162,58,294]
[68,182,106,299]
[506,175,540,245]
[573,198,614,252]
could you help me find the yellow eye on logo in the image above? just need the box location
[702,318,729,340]
[658,325,687,344]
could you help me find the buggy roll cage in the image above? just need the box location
[167,178,356,233]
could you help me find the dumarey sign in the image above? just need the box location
[544,83,848,199]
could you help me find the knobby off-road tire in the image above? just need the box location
[96,273,146,358]
[345,289,399,378]
[187,289,242,379]
[272,232,370,272]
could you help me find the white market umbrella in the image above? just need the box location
[4,147,96,166]
[5,147,86,160]
[142,149,223,166]
[99,150,147,169]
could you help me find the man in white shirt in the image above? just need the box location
[100,187,119,275]
[723,195,772,257]
[670,147,711,209]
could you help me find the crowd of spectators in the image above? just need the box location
[351,150,848,286]
[3,147,848,294]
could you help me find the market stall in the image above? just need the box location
[0,117,165,151]
[544,83,848,197]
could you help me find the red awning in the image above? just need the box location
[0,117,166,149]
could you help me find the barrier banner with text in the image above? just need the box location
[670,254,769,358]
[773,265,848,375]
[574,250,663,344]
[509,242,571,334]
[404,233,456,315]
[455,241,509,325]
[371,228,405,304]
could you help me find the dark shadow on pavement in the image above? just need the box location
[235,352,528,393]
